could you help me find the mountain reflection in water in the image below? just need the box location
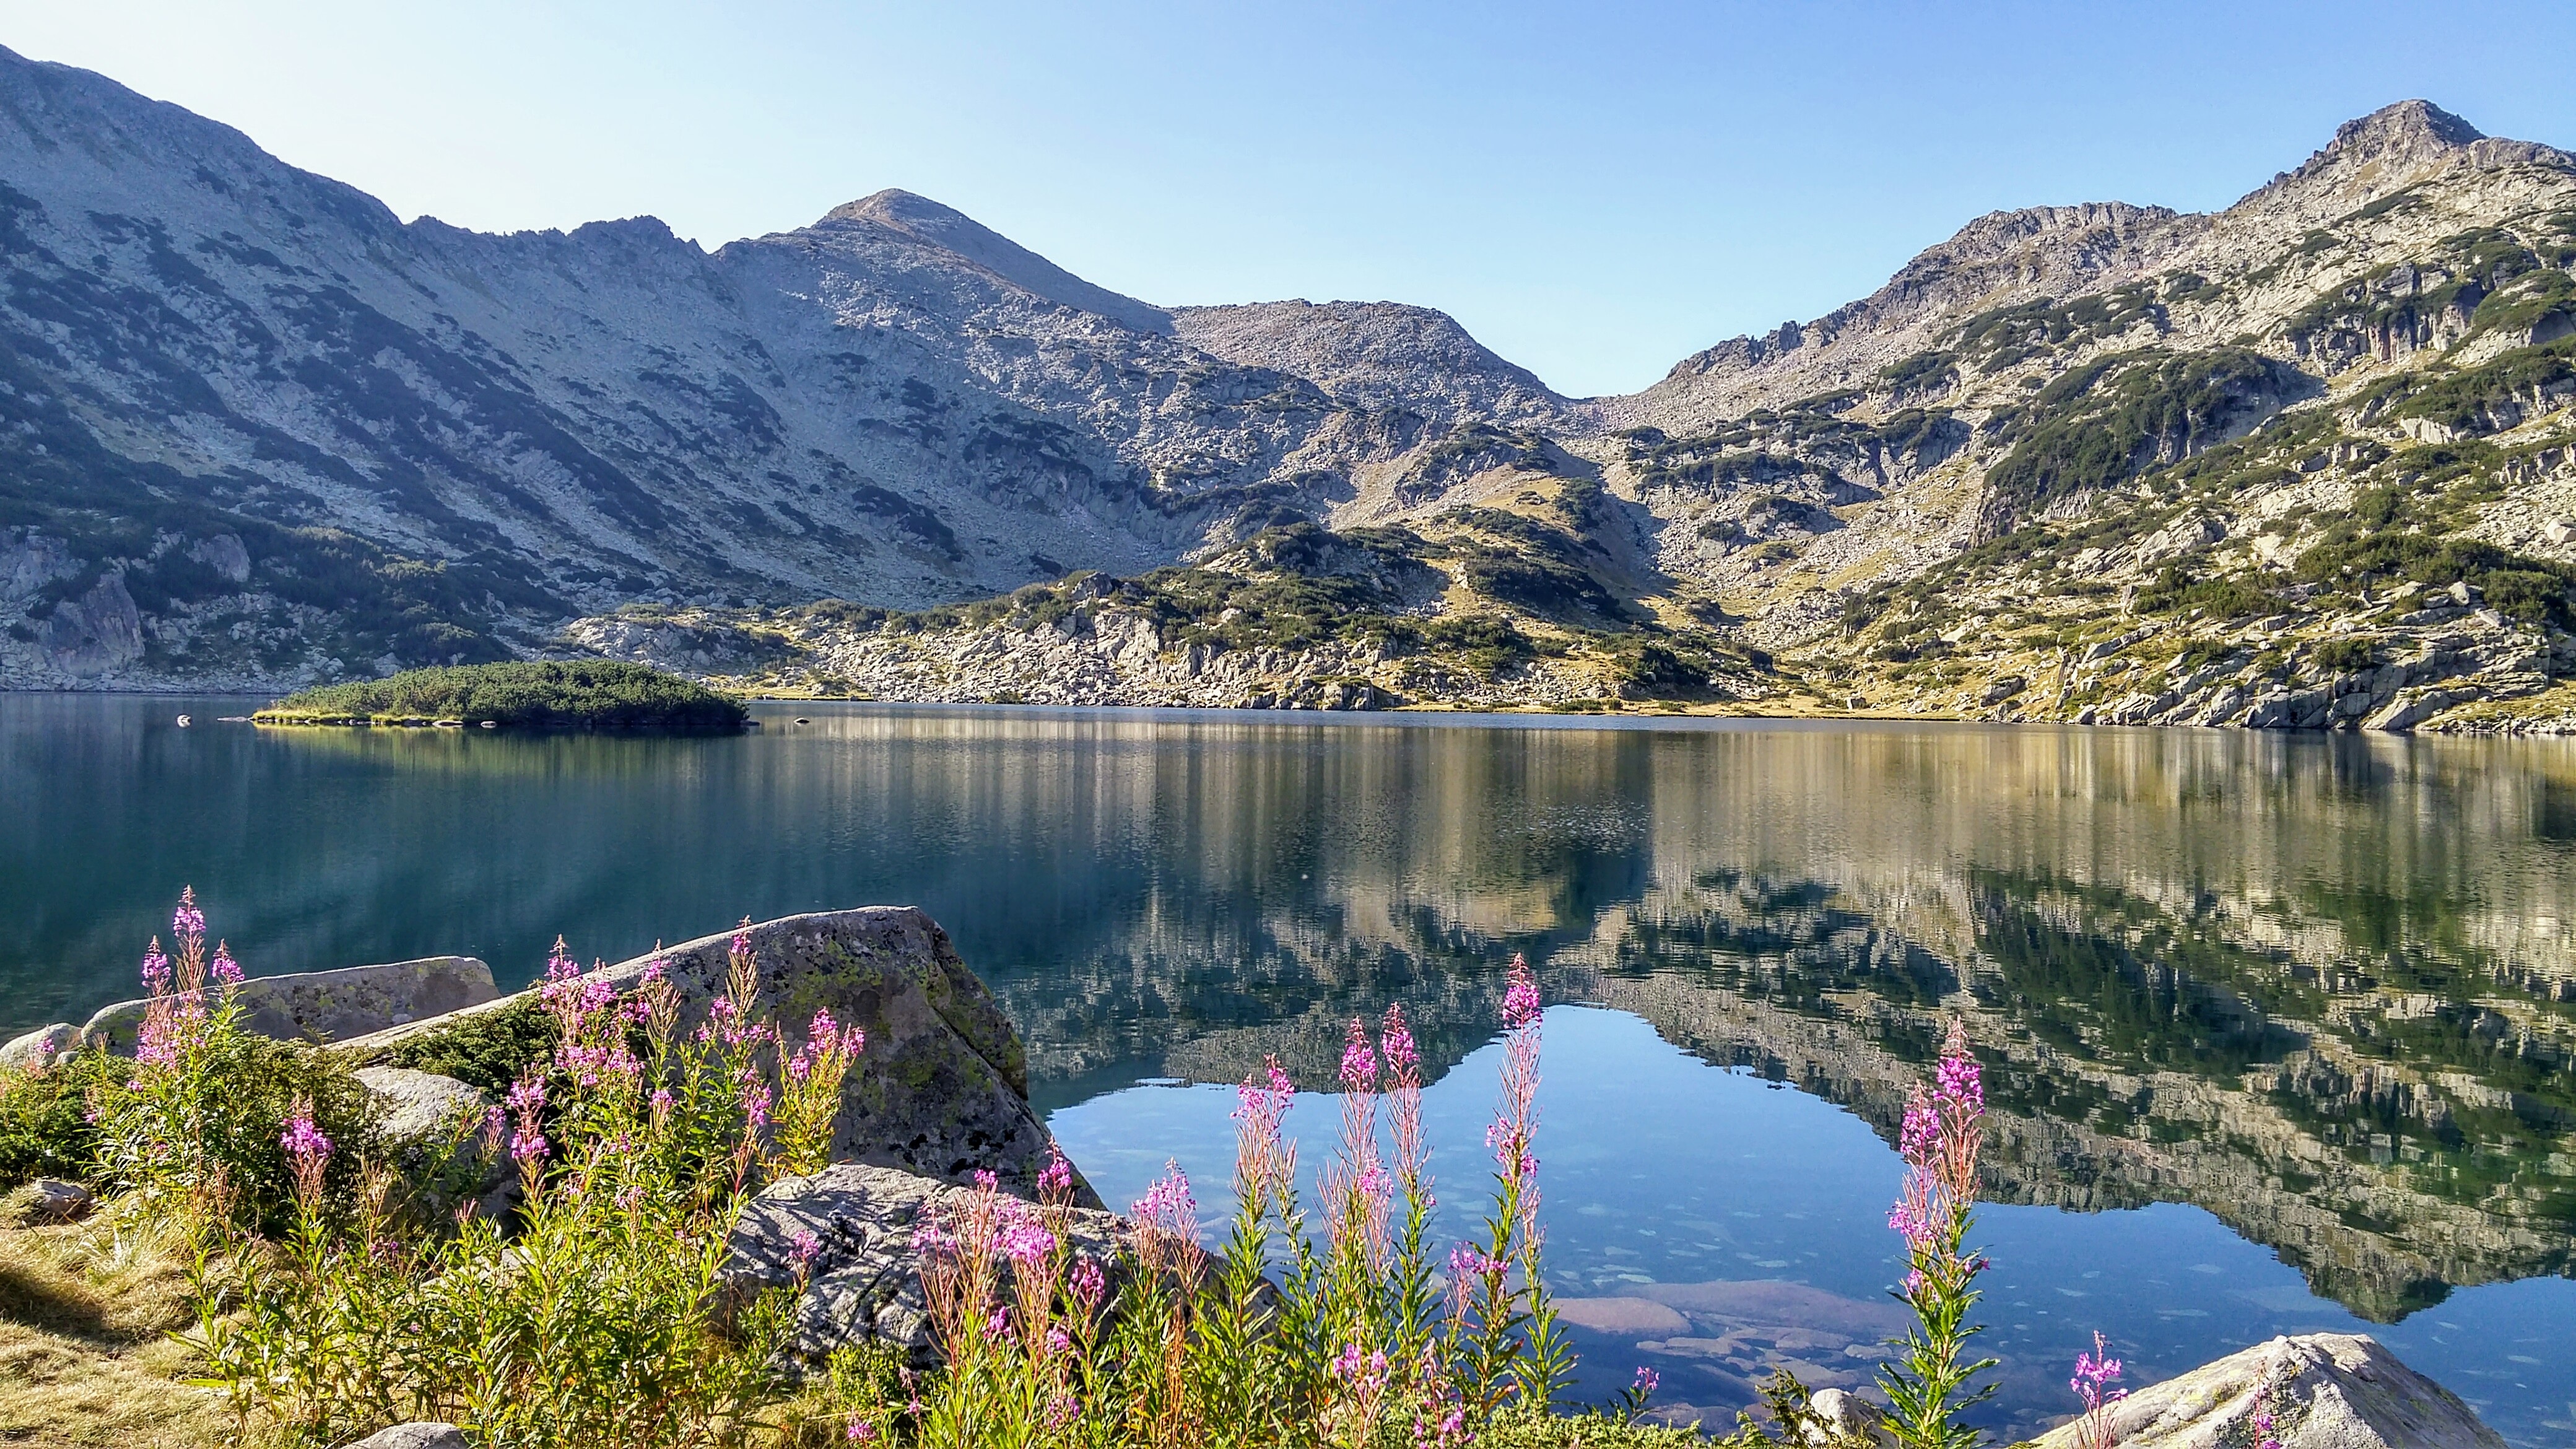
[5,697,2574,1438]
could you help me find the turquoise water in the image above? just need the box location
[6,695,2575,1440]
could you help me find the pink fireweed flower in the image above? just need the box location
[1133,1160,1198,1240]
[1339,1017,1379,1093]
[1899,1100,1941,1164]
[731,920,753,959]
[999,1219,1057,1268]
[973,1168,999,1192]
[1938,1051,1983,1113]
[209,941,242,989]
[1633,1365,1659,1395]
[1068,1255,1105,1308]
[791,1228,824,1276]
[281,1099,332,1203]
[1380,1003,1421,1082]
[172,889,206,944]
[139,940,172,996]
[908,1219,956,1256]
[1037,1142,1075,1199]
[280,1112,333,1166]
[1499,952,1541,1030]
[1448,1242,1503,1281]
[737,1077,772,1131]
[844,1417,877,1443]
[2071,1330,2128,1449]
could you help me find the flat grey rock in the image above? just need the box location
[352,908,1077,1198]
[722,1162,1127,1370]
[84,955,497,1055]
[2029,1333,2504,1449]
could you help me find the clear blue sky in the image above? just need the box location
[4,1,2572,398]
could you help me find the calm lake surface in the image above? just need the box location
[6,695,2575,1441]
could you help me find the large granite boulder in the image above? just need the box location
[721,1162,1128,1368]
[354,1066,512,1221]
[2030,1333,2504,1449]
[83,955,497,1055]
[349,908,1075,1197]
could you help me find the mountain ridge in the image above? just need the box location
[4,52,2574,734]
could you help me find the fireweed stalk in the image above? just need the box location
[190,923,863,1449]
[1879,1020,1999,1449]
[874,965,1565,1448]
[2069,1331,2126,1449]
[1453,954,1574,1415]
[95,887,242,1232]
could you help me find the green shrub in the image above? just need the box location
[385,998,559,1098]
[2312,638,2377,672]
[0,1049,127,1188]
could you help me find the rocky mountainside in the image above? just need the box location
[6,52,2575,731]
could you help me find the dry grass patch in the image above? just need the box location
[0,1208,228,1449]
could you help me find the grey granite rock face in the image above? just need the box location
[350,908,1077,1198]
[2027,1333,2504,1449]
[82,955,497,1055]
[721,1162,1127,1369]
[343,1425,469,1449]
[0,1022,78,1072]
[352,1066,513,1221]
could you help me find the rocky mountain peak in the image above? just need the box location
[820,188,1170,334]
[2236,100,2573,226]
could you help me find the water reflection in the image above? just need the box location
[6,698,2576,1438]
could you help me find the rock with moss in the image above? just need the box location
[349,908,1077,1198]
[2029,1333,2504,1449]
[80,955,497,1056]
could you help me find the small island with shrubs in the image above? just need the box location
[253,661,751,733]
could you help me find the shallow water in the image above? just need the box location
[6,696,2574,1440]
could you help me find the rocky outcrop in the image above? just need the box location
[349,908,1076,1196]
[0,1022,78,1073]
[33,572,142,677]
[721,1162,1127,1368]
[82,955,498,1055]
[2029,1334,2505,1449]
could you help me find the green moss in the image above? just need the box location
[258,660,749,730]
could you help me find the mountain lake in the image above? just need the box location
[4,694,2572,1442]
